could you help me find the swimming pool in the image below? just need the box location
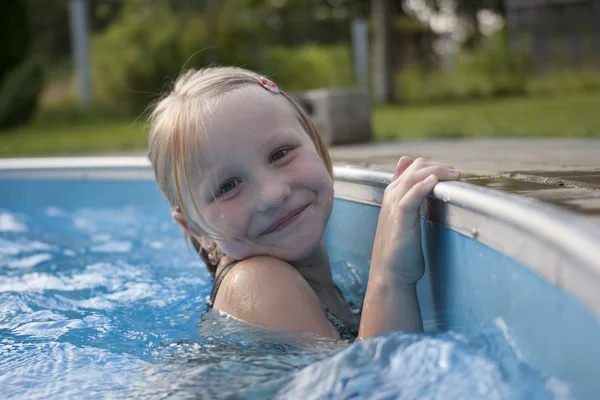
[1,157,599,399]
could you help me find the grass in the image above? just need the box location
[374,92,600,140]
[0,116,147,157]
[1,92,599,157]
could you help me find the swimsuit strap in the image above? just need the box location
[207,259,240,308]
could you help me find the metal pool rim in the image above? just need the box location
[1,157,600,316]
[334,165,600,318]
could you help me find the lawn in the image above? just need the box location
[0,117,148,157]
[374,92,600,140]
[1,92,599,157]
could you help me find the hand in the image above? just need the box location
[371,157,461,284]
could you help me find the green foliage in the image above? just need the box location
[91,0,354,115]
[0,0,43,131]
[265,45,354,91]
[24,0,70,65]
[25,0,125,67]
[397,31,530,103]
[92,1,199,114]
[92,0,269,115]
[527,69,600,96]
[0,57,45,130]
[207,0,268,70]
[0,0,30,81]
[0,0,41,130]
[0,0,44,130]
[255,0,353,46]
[3,92,599,156]
[397,28,600,105]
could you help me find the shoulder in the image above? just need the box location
[222,256,307,285]
[212,256,338,339]
[213,256,315,310]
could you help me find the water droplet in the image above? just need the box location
[471,228,479,239]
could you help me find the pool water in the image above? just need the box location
[0,197,567,399]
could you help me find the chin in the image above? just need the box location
[278,229,324,261]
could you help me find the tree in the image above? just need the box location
[24,0,124,64]
[448,0,506,49]
[0,0,44,130]
[1,0,30,81]
[372,0,396,103]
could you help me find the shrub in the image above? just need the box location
[397,30,531,103]
[0,0,29,82]
[265,45,354,92]
[91,0,354,115]
[0,0,43,130]
[92,2,197,115]
[526,69,600,96]
[92,0,269,115]
[0,57,44,130]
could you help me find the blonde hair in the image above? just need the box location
[148,66,333,242]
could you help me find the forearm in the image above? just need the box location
[358,271,423,339]
[356,156,459,339]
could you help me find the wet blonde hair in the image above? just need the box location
[147,67,333,266]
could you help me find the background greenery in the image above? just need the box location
[1,0,599,156]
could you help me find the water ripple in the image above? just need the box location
[0,340,144,399]
[271,327,560,400]
[0,202,569,399]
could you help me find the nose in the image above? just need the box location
[255,175,291,213]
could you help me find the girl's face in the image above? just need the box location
[187,87,334,261]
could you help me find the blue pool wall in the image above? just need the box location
[326,197,600,399]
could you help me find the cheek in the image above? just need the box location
[313,167,334,202]
[204,201,250,235]
[208,203,256,259]
[296,153,332,186]
[321,184,334,225]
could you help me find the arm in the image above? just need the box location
[359,267,424,338]
[212,256,340,340]
[358,157,461,339]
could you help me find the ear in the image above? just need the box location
[172,210,217,251]
[172,210,191,233]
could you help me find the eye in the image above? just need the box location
[217,179,240,197]
[270,148,291,163]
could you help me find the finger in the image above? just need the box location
[389,158,446,189]
[398,165,461,190]
[391,156,413,182]
[404,158,454,175]
[399,174,438,212]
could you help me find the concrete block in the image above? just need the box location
[293,88,372,146]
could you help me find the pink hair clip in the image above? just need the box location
[258,77,280,94]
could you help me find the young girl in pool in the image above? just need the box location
[147,66,461,341]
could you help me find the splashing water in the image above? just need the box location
[0,204,567,399]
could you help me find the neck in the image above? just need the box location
[290,239,334,292]
[291,239,353,321]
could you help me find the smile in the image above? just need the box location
[261,204,310,235]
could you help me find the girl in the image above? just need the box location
[147,66,461,341]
